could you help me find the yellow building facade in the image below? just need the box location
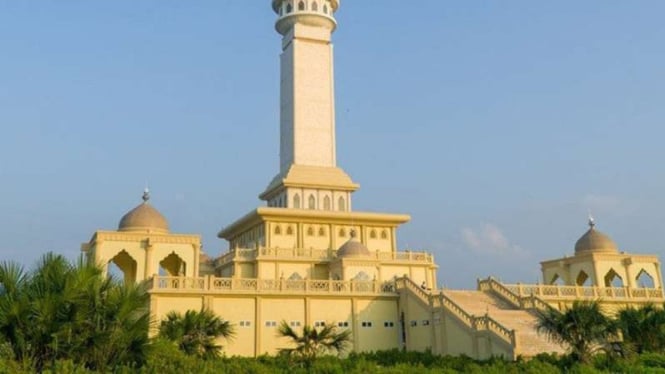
[82,0,665,360]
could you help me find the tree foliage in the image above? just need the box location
[158,309,234,359]
[617,303,665,355]
[536,300,617,364]
[277,320,352,367]
[0,253,150,371]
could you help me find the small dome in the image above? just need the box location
[337,230,371,258]
[574,219,618,254]
[118,189,169,234]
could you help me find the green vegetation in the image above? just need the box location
[277,320,352,367]
[158,309,234,359]
[3,254,665,372]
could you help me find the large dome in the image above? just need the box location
[118,190,169,234]
[574,220,618,254]
[337,230,371,258]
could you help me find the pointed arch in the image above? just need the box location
[318,227,326,236]
[604,268,624,287]
[636,269,655,288]
[576,270,591,286]
[286,226,294,236]
[108,250,137,284]
[323,195,331,211]
[369,229,377,239]
[311,1,318,12]
[338,196,346,211]
[159,252,186,276]
[286,3,293,13]
[353,271,370,281]
[298,1,306,11]
[549,273,565,286]
[288,272,303,280]
[274,225,282,235]
[323,4,328,14]
[338,228,346,237]
[381,230,388,240]
[308,194,316,209]
[307,226,315,236]
[293,193,301,209]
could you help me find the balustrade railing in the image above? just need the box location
[149,275,396,296]
[215,247,434,266]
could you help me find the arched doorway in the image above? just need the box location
[604,269,624,287]
[636,269,656,288]
[108,250,137,284]
[576,270,591,286]
[159,252,186,276]
[549,274,565,286]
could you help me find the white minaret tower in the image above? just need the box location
[261,0,358,212]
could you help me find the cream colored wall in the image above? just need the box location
[400,295,433,352]
[343,265,377,281]
[239,263,255,278]
[95,241,146,280]
[151,243,196,277]
[269,222,298,248]
[211,297,257,357]
[302,224,331,249]
[355,299,400,352]
[310,299,352,327]
[259,298,306,355]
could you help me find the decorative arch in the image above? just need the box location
[576,270,591,286]
[338,228,346,237]
[108,250,137,284]
[604,268,624,287]
[369,229,377,239]
[293,194,301,209]
[286,226,294,236]
[307,226,315,236]
[311,1,318,11]
[159,252,186,277]
[338,196,346,211]
[318,227,326,236]
[381,230,388,240]
[323,4,328,14]
[353,271,371,281]
[274,225,282,235]
[636,269,656,288]
[298,1,306,11]
[549,273,565,286]
[286,3,293,13]
[323,195,331,211]
[308,195,316,209]
[288,272,303,280]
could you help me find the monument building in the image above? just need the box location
[82,0,665,359]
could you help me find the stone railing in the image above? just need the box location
[216,247,435,266]
[499,282,665,300]
[396,277,516,349]
[478,277,553,312]
[148,275,397,296]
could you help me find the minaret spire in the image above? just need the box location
[260,0,358,211]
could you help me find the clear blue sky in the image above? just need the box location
[1,1,664,288]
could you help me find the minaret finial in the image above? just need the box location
[588,212,595,229]
[142,187,150,203]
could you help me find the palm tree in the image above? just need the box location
[159,309,234,359]
[617,303,665,355]
[536,300,617,364]
[277,321,352,367]
[0,253,151,371]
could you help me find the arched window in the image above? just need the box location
[323,4,328,14]
[353,271,370,281]
[286,226,294,236]
[380,230,388,240]
[636,269,655,288]
[293,194,301,209]
[323,196,331,211]
[311,1,318,11]
[108,250,137,284]
[288,272,303,281]
[339,228,346,237]
[298,1,305,11]
[604,268,623,287]
[369,229,377,239]
[318,227,326,236]
[159,252,186,277]
[338,196,346,211]
[308,195,316,209]
[576,270,591,286]
[287,3,293,13]
[307,226,315,236]
[275,225,282,235]
[549,274,565,286]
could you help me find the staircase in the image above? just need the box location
[443,290,566,357]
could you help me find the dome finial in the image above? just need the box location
[588,212,595,229]
[142,187,150,203]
